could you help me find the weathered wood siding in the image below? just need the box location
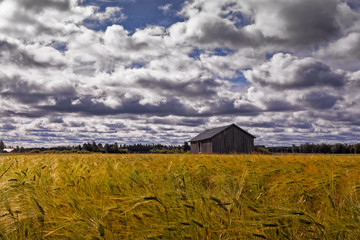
[191,140,212,153]
[190,142,198,154]
[200,140,212,153]
[211,125,254,153]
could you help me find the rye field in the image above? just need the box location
[1,154,360,239]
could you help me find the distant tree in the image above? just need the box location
[318,143,331,153]
[91,141,99,152]
[332,143,345,154]
[0,140,5,151]
[97,143,104,152]
[183,142,190,152]
[354,143,360,154]
[344,144,352,154]
[104,143,111,153]
[300,143,312,153]
[113,142,119,153]
[82,142,92,152]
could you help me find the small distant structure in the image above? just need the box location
[2,148,14,153]
[190,123,256,154]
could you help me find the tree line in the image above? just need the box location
[79,141,191,153]
[0,140,191,154]
[2,139,360,154]
[260,142,360,154]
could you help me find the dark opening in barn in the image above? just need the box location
[190,123,256,154]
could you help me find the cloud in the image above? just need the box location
[0,39,66,69]
[168,3,263,49]
[277,0,339,46]
[92,7,126,23]
[244,53,346,89]
[0,0,359,147]
[1,124,16,131]
[18,0,71,12]
[303,91,340,110]
[84,6,127,29]
[317,32,360,70]
[168,0,343,51]
[159,4,172,14]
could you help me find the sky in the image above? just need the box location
[0,0,360,147]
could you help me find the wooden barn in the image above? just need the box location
[190,123,256,154]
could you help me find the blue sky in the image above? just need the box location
[82,0,185,31]
[0,0,359,147]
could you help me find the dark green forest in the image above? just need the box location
[0,140,191,154]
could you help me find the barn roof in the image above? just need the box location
[190,123,256,142]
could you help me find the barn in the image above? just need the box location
[190,123,256,154]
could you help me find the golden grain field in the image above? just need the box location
[1,154,360,239]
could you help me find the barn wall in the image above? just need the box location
[190,142,198,154]
[191,140,213,153]
[200,140,212,153]
[233,127,254,153]
[212,125,254,154]
[212,126,234,153]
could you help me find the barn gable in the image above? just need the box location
[190,124,255,154]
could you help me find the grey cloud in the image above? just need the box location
[318,33,360,71]
[158,126,175,131]
[151,117,205,127]
[243,121,313,129]
[19,0,71,13]
[48,116,64,124]
[40,96,195,116]
[67,121,86,128]
[280,0,340,46]
[175,0,342,51]
[231,102,261,116]
[136,77,219,98]
[294,62,345,88]
[2,92,49,104]
[1,124,16,130]
[265,100,298,112]
[0,75,45,104]
[30,132,58,138]
[137,126,157,134]
[246,54,346,90]
[105,123,126,128]
[0,40,66,69]
[0,75,76,105]
[103,97,195,116]
[303,91,340,109]
[37,93,260,118]
[189,17,261,48]
[291,122,313,129]
[308,110,360,126]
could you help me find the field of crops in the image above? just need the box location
[0,154,360,239]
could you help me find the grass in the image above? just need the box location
[0,154,360,239]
